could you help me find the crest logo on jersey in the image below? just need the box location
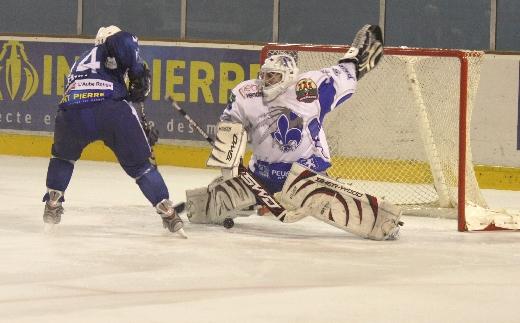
[272,110,303,152]
[0,40,39,101]
[238,83,262,99]
[296,78,317,103]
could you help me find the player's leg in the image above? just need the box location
[43,107,95,224]
[100,101,184,235]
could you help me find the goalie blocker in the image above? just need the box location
[278,163,402,240]
[186,121,257,224]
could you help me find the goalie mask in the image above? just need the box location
[259,54,299,102]
[95,25,122,45]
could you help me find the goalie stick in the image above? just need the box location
[166,96,297,223]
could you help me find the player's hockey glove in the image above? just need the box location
[339,24,383,79]
[128,64,151,102]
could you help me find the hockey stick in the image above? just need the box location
[136,101,158,166]
[136,101,186,214]
[166,96,296,223]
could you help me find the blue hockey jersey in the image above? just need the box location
[59,31,146,108]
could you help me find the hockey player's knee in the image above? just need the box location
[134,164,169,206]
[122,160,151,179]
[46,157,75,192]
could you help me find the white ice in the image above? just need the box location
[1,155,520,323]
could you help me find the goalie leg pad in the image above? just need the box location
[186,176,257,225]
[279,163,402,240]
[186,186,211,224]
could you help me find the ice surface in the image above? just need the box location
[1,155,520,323]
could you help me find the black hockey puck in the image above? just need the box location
[223,217,234,229]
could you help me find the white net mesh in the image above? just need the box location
[263,45,486,218]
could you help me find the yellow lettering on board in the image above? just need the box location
[249,64,261,80]
[43,55,52,95]
[189,61,214,103]
[219,62,244,104]
[165,60,185,102]
[56,56,75,96]
[152,59,162,101]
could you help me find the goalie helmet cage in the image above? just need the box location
[261,44,518,232]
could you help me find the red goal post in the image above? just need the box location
[261,44,518,232]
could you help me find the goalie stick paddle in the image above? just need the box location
[165,96,290,223]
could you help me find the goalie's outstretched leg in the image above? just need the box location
[278,163,403,241]
[339,24,384,79]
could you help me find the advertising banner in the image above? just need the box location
[0,37,261,141]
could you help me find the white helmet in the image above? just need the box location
[94,25,122,45]
[259,54,299,101]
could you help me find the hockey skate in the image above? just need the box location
[339,24,384,79]
[156,199,187,238]
[42,189,64,225]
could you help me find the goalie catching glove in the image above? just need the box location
[339,24,383,79]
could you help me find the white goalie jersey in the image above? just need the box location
[221,61,358,191]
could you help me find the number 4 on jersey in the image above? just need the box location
[75,47,101,73]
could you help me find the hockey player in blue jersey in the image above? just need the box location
[42,26,186,237]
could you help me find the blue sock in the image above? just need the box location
[45,157,74,192]
[135,166,169,206]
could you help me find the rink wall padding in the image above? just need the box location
[0,132,253,169]
[0,132,517,190]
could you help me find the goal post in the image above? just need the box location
[260,44,519,232]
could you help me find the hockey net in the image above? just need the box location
[261,44,520,231]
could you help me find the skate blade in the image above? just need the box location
[176,228,188,239]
